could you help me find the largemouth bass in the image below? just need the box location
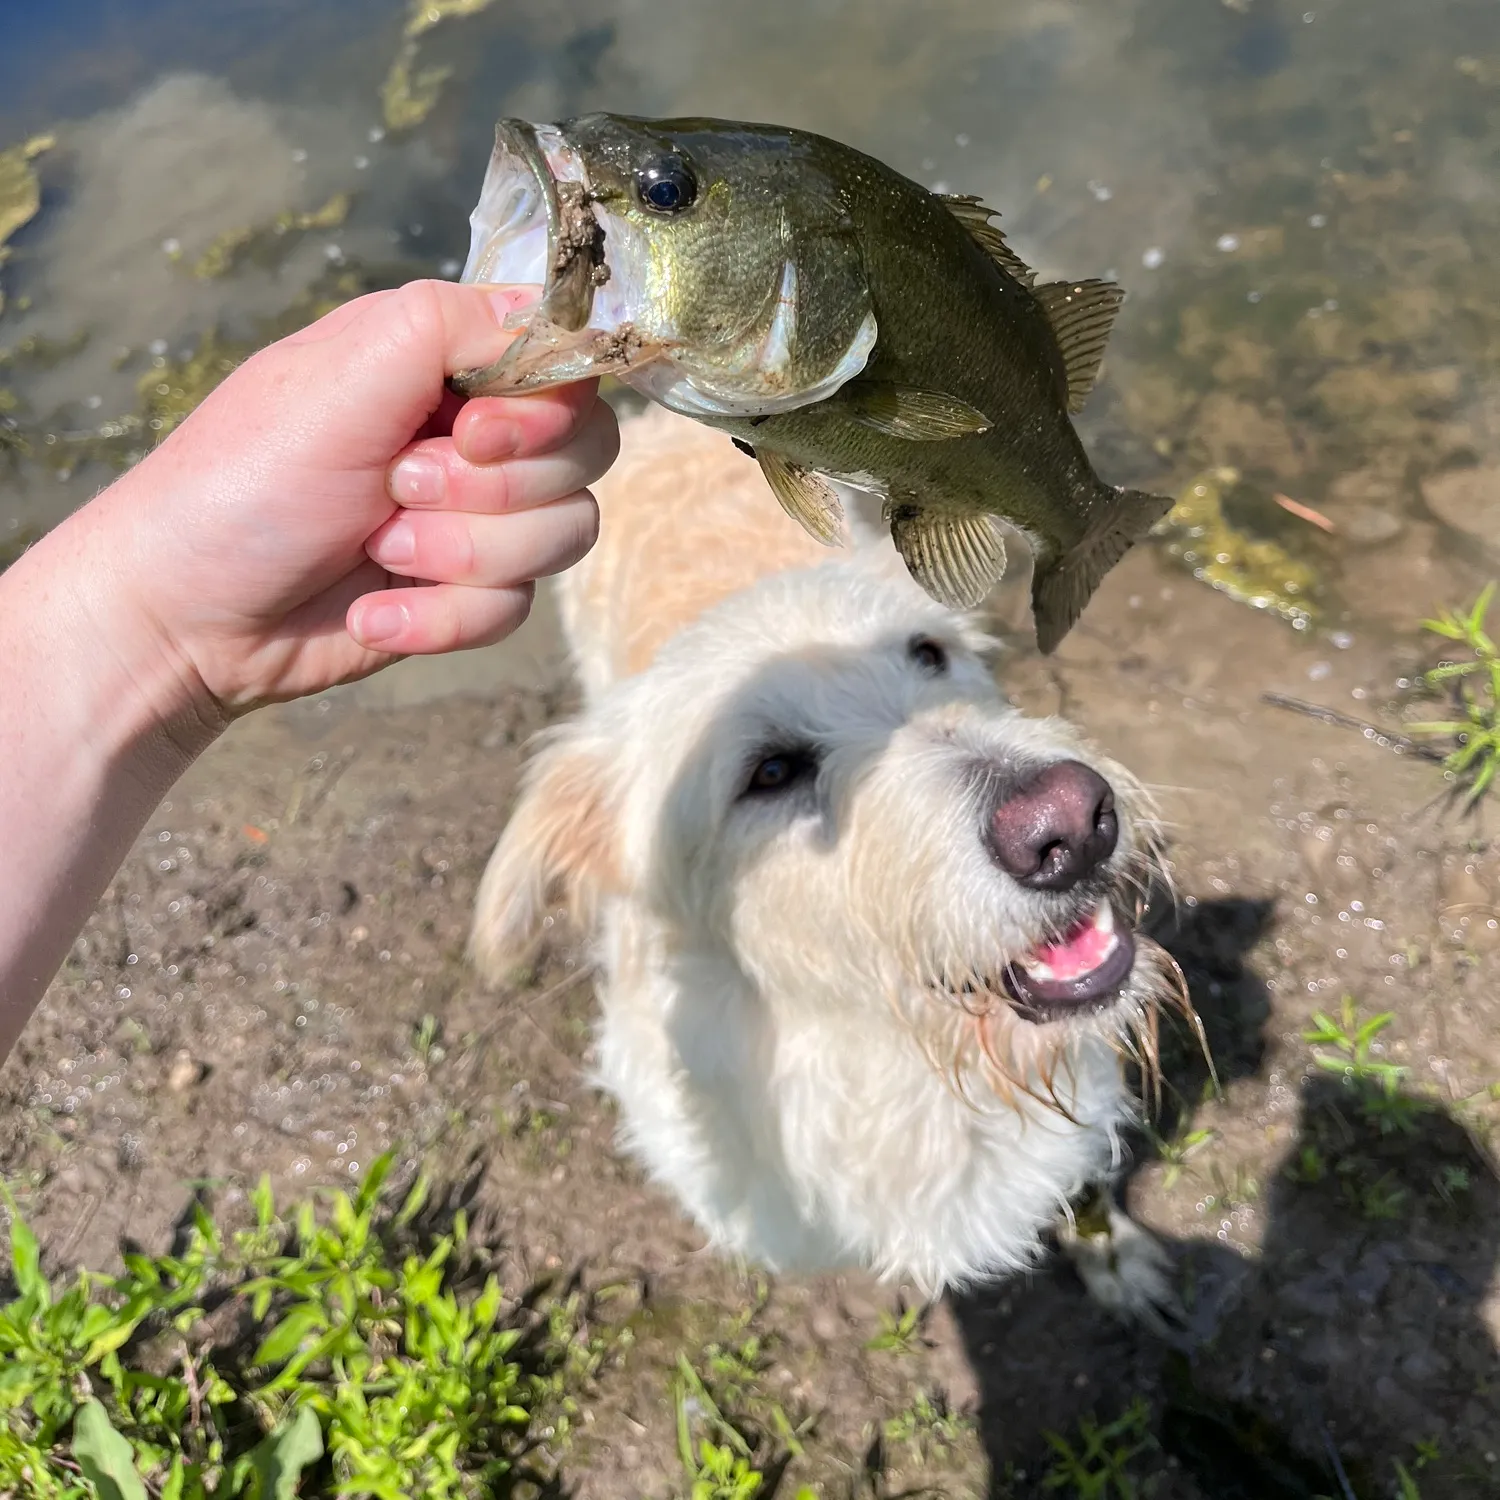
[450,114,1170,651]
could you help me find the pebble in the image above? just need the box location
[167,1049,202,1093]
[810,1306,843,1342]
[1330,504,1403,547]
[1420,466,1500,553]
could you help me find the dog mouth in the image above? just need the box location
[999,901,1137,1024]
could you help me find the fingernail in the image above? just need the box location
[354,600,408,646]
[389,452,444,505]
[374,516,415,565]
[464,418,521,464]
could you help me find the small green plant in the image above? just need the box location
[1304,995,1407,1090]
[1201,1162,1259,1215]
[411,1013,444,1066]
[1394,1461,1422,1499]
[1393,1437,1442,1498]
[1409,582,1500,804]
[880,1388,973,1464]
[672,1356,816,1500]
[1343,1167,1409,1222]
[1432,1163,1473,1210]
[1145,1125,1215,1190]
[1303,995,1429,1135]
[1041,1399,1153,1499]
[1283,1144,1328,1185]
[865,1301,923,1355]
[0,1155,559,1498]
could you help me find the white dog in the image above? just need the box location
[472,407,1186,1313]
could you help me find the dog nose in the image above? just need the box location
[986,760,1118,891]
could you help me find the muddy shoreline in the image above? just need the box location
[4,536,1497,1497]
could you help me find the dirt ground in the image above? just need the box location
[4,534,1500,1499]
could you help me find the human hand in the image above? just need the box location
[79,279,615,728]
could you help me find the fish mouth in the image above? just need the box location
[460,121,603,332]
[452,121,657,399]
[984,901,1138,1024]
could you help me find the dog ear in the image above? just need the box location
[468,729,619,985]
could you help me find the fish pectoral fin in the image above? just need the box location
[449,322,668,398]
[1030,486,1173,653]
[842,381,993,441]
[1031,279,1125,414]
[937,192,1038,288]
[885,503,1007,610]
[757,450,847,546]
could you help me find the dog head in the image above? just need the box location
[472,552,1179,1100]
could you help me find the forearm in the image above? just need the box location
[0,498,221,1056]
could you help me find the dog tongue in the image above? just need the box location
[1034,912,1114,982]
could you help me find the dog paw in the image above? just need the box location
[1057,1202,1189,1342]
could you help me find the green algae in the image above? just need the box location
[192,193,353,280]
[0,134,54,318]
[40,266,383,474]
[1156,467,1320,631]
[381,0,498,131]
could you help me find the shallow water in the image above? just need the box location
[2,0,1499,695]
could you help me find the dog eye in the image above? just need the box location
[744,749,817,796]
[908,636,949,675]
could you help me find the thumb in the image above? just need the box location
[277,279,543,451]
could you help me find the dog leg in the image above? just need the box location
[1056,1183,1187,1341]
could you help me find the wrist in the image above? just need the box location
[4,486,227,778]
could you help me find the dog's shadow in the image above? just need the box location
[948,897,1500,1500]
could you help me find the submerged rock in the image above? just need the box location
[1420,465,1500,555]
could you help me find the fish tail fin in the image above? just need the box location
[1031,486,1173,653]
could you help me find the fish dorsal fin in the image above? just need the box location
[884,502,1008,610]
[1031,279,1126,414]
[937,193,1037,288]
[843,380,992,441]
[756,449,847,546]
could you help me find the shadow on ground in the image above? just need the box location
[949,898,1500,1500]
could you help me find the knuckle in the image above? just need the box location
[424,595,466,654]
[390,279,448,352]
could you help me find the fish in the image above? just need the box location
[449,113,1172,652]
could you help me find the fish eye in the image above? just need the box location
[743,748,818,797]
[908,636,949,674]
[637,155,697,213]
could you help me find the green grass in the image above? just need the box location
[1303,994,1427,1135]
[1296,996,1491,1225]
[1040,1400,1154,1499]
[1409,582,1500,804]
[0,1155,588,1498]
[864,1301,924,1356]
[1143,1125,1215,1191]
[880,1388,973,1467]
[672,1355,816,1500]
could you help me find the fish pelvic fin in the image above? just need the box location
[757,450,848,546]
[1032,279,1126,414]
[1031,486,1173,653]
[885,502,1008,611]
